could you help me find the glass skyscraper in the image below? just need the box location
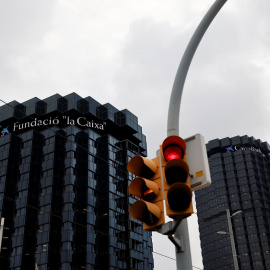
[196,135,270,270]
[0,93,154,270]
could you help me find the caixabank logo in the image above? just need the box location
[226,145,262,154]
[0,126,9,137]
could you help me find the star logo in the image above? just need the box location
[1,127,9,137]
[226,146,234,152]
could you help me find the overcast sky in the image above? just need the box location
[1,0,270,269]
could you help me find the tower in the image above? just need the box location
[196,135,270,270]
[0,93,153,270]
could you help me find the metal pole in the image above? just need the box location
[166,1,228,269]
[167,0,228,137]
[226,209,239,270]
[0,217,5,254]
[175,219,192,270]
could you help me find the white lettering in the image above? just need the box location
[52,117,59,125]
[30,118,37,127]
[77,117,86,126]
[233,145,262,153]
[11,116,106,132]
[13,122,19,131]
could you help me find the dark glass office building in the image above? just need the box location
[196,135,270,270]
[0,93,154,270]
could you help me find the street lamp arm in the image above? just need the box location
[167,0,228,137]
[231,210,243,218]
[217,230,229,235]
[217,230,233,236]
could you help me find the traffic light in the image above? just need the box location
[161,136,193,218]
[127,155,165,231]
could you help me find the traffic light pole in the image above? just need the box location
[166,0,228,269]
[157,218,193,270]
[167,0,228,137]
[175,220,192,270]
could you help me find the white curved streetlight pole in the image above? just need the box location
[166,1,228,269]
[167,0,228,137]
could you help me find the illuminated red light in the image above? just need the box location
[162,136,186,161]
[163,145,183,161]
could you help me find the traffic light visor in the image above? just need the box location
[167,183,192,212]
[130,200,161,225]
[129,177,159,201]
[162,136,186,161]
[127,156,157,178]
[165,159,189,185]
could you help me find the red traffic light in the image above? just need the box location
[163,146,183,161]
[162,136,186,161]
[161,136,193,218]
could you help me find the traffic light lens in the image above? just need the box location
[165,166,188,185]
[143,210,158,225]
[140,164,155,179]
[143,189,156,201]
[163,145,183,161]
[167,189,191,212]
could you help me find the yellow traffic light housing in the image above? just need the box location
[128,156,165,231]
[161,136,193,218]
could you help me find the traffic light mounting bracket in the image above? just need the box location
[168,235,184,253]
[156,218,184,253]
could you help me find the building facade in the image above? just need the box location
[196,135,270,270]
[0,93,154,270]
